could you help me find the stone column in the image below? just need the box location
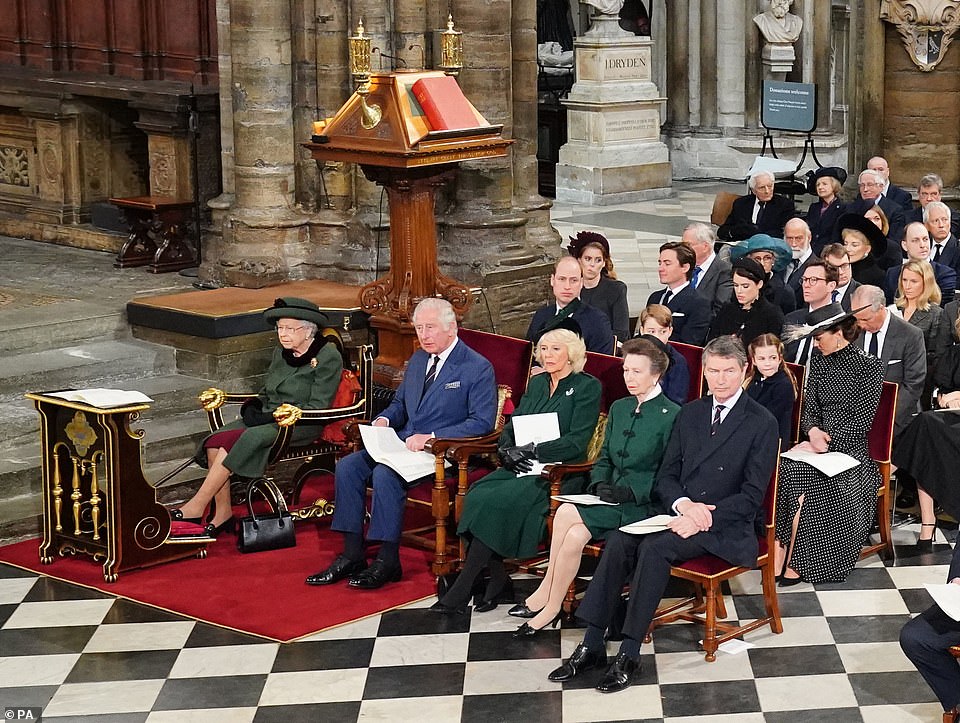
[665,0,690,132]
[208,0,311,287]
[811,0,832,131]
[847,0,884,175]
[743,0,761,131]
[698,0,719,133]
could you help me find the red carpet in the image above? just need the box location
[0,524,436,642]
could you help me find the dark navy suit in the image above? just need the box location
[908,207,960,238]
[575,393,779,643]
[645,286,711,346]
[331,339,496,543]
[899,542,960,711]
[718,193,797,242]
[930,235,960,278]
[526,301,615,354]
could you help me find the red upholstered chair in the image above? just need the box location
[406,330,534,575]
[784,361,805,444]
[650,461,783,662]
[861,380,898,560]
[668,340,704,402]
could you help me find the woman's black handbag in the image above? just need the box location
[236,478,296,553]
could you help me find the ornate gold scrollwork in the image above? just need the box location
[199,387,226,411]
[273,403,303,427]
[880,0,960,71]
[290,498,336,520]
[65,411,97,456]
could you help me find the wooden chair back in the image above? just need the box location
[711,191,739,226]
[584,351,629,413]
[459,328,533,408]
[784,361,805,444]
[861,381,899,560]
[668,340,704,401]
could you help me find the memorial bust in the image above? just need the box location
[582,0,625,15]
[753,0,803,44]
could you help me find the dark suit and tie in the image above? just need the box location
[718,193,797,242]
[571,390,779,673]
[782,252,820,308]
[899,542,960,715]
[908,207,960,239]
[526,300,615,354]
[930,235,960,277]
[311,327,497,589]
[645,285,711,346]
[694,256,733,315]
[855,312,926,435]
[835,279,860,312]
[881,182,914,212]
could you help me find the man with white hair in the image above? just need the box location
[781,217,819,307]
[718,169,797,242]
[863,155,913,211]
[845,168,906,263]
[681,221,732,314]
[925,200,960,277]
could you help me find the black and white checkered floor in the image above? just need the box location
[0,525,955,722]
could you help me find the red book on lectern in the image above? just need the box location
[411,76,482,131]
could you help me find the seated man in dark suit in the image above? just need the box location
[526,256,615,355]
[909,175,960,238]
[783,259,839,365]
[644,241,711,346]
[899,540,960,722]
[926,201,960,279]
[718,170,797,242]
[548,335,779,693]
[307,298,497,590]
[883,222,957,304]
[822,243,861,311]
[852,285,927,436]
[782,218,820,308]
[682,221,732,315]
[846,168,906,267]
[864,155,914,212]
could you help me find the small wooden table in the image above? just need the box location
[26,392,209,581]
[110,195,196,273]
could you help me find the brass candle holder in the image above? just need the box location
[349,18,382,130]
[438,14,463,76]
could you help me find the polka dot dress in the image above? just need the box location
[775,343,884,583]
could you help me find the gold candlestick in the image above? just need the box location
[349,18,382,130]
[438,14,463,76]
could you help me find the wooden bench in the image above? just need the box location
[110,195,196,273]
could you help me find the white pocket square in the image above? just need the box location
[887,359,902,365]
[444,381,461,389]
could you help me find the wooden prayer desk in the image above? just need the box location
[26,392,209,582]
[110,195,196,273]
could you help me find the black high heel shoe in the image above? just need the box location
[511,612,561,638]
[204,516,236,538]
[170,508,202,525]
[507,602,541,619]
[916,523,936,551]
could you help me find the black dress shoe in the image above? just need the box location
[170,508,202,525]
[596,652,641,693]
[512,613,560,639]
[348,559,402,589]
[305,555,367,586]
[473,579,514,612]
[203,517,236,538]
[547,642,607,682]
[428,601,466,615]
[507,603,540,619]
[436,572,487,600]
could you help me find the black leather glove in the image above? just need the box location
[240,398,274,427]
[596,483,635,504]
[498,443,537,474]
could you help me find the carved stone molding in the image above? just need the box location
[880,0,960,71]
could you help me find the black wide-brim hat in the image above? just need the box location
[805,166,847,196]
[782,302,869,343]
[836,212,888,258]
[262,297,330,327]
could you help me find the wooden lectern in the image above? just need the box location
[304,70,511,384]
[26,392,209,582]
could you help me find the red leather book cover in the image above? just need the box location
[411,76,482,130]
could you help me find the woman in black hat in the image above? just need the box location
[170,297,343,537]
[707,256,785,347]
[839,213,888,288]
[775,304,884,585]
[567,231,630,343]
[805,167,847,255]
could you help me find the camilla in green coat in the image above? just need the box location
[432,328,601,615]
[508,337,679,637]
[171,297,342,537]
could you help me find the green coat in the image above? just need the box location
[457,371,602,559]
[580,392,680,538]
[210,339,343,478]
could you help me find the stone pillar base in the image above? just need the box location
[554,34,671,205]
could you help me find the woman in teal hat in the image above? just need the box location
[731,233,797,313]
[170,297,342,537]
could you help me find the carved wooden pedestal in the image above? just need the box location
[111,196,196,273]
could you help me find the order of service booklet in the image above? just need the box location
[47,388,153,408]
[358,425,449,483]
[779,449,860,477]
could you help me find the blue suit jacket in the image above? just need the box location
[380,339,497,441]
[653,393,779,568]
[646,285,711,346]
[883,262,957,305]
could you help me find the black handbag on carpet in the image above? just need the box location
[236,478,296,554]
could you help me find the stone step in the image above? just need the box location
[0,339,178,397]
[0,299,129,355]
